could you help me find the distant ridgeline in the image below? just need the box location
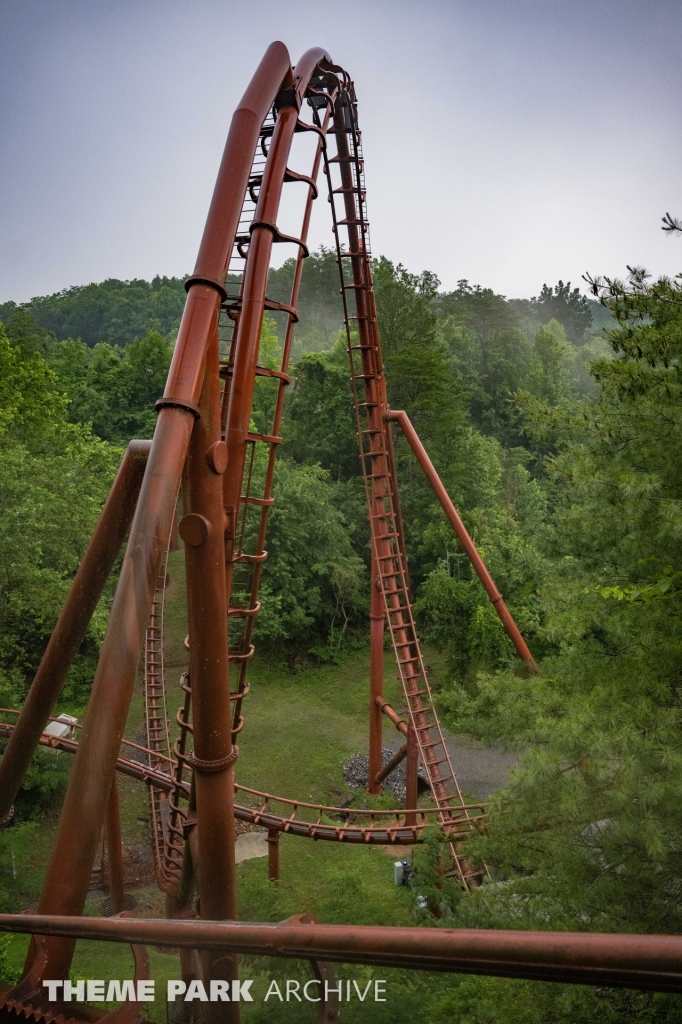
[0,247,348,355]
[0,276,189,350]
[0,251,612,356]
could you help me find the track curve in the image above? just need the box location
[135,47,487,894]
[0,715,485,848]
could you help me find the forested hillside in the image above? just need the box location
[2,242,682,1022]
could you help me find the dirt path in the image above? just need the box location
[383,729,519,800]
[440,729,519,799]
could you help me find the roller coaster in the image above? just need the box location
[1,41,681,1024]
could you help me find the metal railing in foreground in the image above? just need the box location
[1,915,681,992]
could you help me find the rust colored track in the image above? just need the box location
[0,717,484,847]
[321,85,484,888]
[0,41,660,1020]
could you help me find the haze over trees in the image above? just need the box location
[2,237,681,1021]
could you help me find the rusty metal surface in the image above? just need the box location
[368,556,384,795]
[219,50,337,751]
[183,322,240,1021]
[266,830,280,883]
[3,916,682,992]
[7,44,298,991]
[376,697,409,737]
[387,410,536,668]
[1,41,675,1009]
[0,718,484,845]
[404,727,419,828]
[33,408,194,980]
[322,71,483,889]
[374,742,408,785]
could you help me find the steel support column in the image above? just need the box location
[267,830,280,883]
[368,559,384,794]
[104,781,125,915]
[404,726,418,827]
[32,404,195,980]
[181,323,238,1023]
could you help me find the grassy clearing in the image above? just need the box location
[0,545,467,1021]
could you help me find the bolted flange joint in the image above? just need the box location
[206,441,228,475]
[179,513,211,547]
[186,746,239,773]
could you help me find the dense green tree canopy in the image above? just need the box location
[48,330,174,443]
[0,325,118,714]
[0,277,187,349]
[447,266,682,947]
[3,240,679,1020]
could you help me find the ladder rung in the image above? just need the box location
[416,721,438,733]
[460,868,487,880]
[240,496,275,507]
[247,431,282,445]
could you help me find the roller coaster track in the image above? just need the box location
[0,44,550,1022]
[321,75,484,887]
[143,552,174,890]
[0,716,485,848]
[137,50,487,895]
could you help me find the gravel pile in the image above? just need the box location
[342,748,429,802]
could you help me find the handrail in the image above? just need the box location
[2,915,682,991]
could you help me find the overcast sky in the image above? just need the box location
[1,0,680,304]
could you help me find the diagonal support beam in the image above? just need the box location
[0,439,151,826]
[386,409,536,669]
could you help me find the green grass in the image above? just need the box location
[0,545,467,1021]
[235,647,404,803]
